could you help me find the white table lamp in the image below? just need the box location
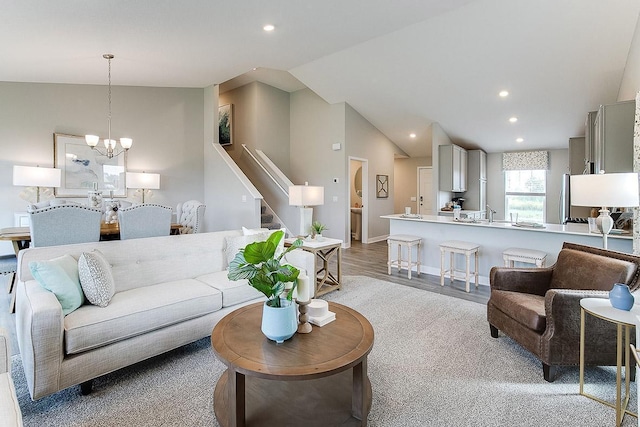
[126,172,160,203]
[570,172,639,249]
[13,165,61,203]
[289,183,324,236]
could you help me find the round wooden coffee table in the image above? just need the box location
[211,301,374,427]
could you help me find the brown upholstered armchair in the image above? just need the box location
[487,242,640,382]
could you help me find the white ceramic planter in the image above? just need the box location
[261,299,297,344]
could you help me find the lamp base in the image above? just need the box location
[595,208,613,250]
[298,207,313,237]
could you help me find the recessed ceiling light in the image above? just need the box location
[263,24,275,32]
[409,133,416,138]
[509,117,518,123]
[516,137,524,143]
[499,90,509,97]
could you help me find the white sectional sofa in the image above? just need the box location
[15,230,312,400]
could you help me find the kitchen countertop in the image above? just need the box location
[381,214,632,240]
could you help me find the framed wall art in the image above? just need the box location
[376,174,389,198]
[219,104,233,146]
[53,133,127,197]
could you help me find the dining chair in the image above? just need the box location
[176,200,206,234]
[117,204,172,240]
[29,205,103,247]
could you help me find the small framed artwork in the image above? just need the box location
[218,104,233,146]
[53,133,127,197]
[376,174,389,198]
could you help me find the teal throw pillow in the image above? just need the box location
[29,254,85,315]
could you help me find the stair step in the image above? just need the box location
[261,214,273,224]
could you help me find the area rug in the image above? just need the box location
[12,276,636,426]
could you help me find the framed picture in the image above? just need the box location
[53,133,127,197]
[219,104,233,146]
[376,174,389,198]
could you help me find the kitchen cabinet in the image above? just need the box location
[439,144,467,192]
[593,100,634,173]
[463,150,486,213]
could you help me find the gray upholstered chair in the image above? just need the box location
[117,204,172,240]
[488,242,640,382]
[29,205,102,247]
[0,255,18,313]
[176,200,205,234]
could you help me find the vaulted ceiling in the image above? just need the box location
[2,0,639,157]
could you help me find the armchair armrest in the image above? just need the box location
[490,266,554,296]
[0,328,9,374]
[15,280,65,400]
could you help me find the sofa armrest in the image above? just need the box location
[283,250,315,282]
[489,266,554,296]
[0,328,9,374]
[15,280,65,400]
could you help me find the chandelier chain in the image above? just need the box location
[107,55,112,142]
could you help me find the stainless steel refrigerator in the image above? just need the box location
[559,173,592,223]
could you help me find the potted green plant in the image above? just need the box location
[310,221,328,239]
[227,230,303,343]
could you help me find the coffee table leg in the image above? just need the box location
[352,358,368,425]
[228,369,246,427]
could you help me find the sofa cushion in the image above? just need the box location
[490,290,546,332]
[196,270,263,307]
[63,279,222,355]
[78,250,115,307]
[29,254,84,315]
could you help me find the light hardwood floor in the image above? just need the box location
[0,240,490,356]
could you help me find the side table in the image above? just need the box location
[285,237,343,298]
[580,298,640,426]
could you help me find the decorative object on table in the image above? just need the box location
[12,165,61,203]
[218,104,233,146]
[609,283,635,311]
[126,172,160,203]
[54,133,126,197]
[376,174,389,198]
[88,183,103,210]
[84,54,133,159]
[307,298,336,327]
[453,204,461,220]
[570,172,640,249]
[310,220,327,239]
[103,199,120,224]
[296,271,312,333]
[289,182,324,237]
[227,230,303,343]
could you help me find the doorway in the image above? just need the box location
[417,167,433,215]
[349,157,369,245]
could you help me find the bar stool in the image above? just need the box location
[440,240,480,292]
[503,247,547,268]
[387,235,422,279]
[0,255,17,313]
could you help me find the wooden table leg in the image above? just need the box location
[228,369,245,427]
[352,358,368,425]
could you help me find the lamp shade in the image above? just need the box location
[289,185,324,207]
[126,172,160,190]
[570,173,640,208]
[13,165,61,188]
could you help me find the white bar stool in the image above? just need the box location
[387,235,422,279]
[440,240,480,292]
[503,247,547,268]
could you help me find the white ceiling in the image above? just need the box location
[2,0,639,157]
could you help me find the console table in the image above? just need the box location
[211,301,374,426]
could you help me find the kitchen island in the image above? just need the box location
[382,214,632,286]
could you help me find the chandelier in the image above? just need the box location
[85,54,132,158]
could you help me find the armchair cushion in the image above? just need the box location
[549,248,637,290]
[490,290,546,332]
[29,254,84,315]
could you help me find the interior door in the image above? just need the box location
[418,167,433,215]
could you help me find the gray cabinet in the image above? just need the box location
[439,144,467,192]
[593,100,635,173]
[463,150,486,212]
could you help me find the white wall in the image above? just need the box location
[619,13,640,101]
[0,82,204,254]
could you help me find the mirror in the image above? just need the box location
[354,166,362,197]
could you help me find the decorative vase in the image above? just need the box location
[261,299,297,344]
[609,283,635,311]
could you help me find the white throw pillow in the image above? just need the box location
[224,232,272,268]
[242,226,269,236]
[78,250,116,307]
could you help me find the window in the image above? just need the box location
[505,170,546,223]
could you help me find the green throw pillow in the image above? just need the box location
[29,254,85,315]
